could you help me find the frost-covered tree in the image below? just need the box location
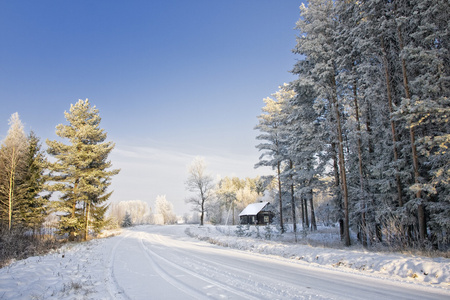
[109,200,152,225]
[282,80,325,232]
[273,85,301,233]
[293,0,351,245]
[0,116,48,234]
[393,0,450,245]
[215,177,238,225]
[155,195,177,225]
[255,87,292,233]
[46,99,119,241]
[342,0,415,247]
[185,157,214,226]
[274,0,450,248]
[0,113,28,231]
[214,176,263,225]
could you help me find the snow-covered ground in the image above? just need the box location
[187,224,450,286]
[0,225,448,299]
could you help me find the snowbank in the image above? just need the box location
[186,225,450,286]
[0,229,122,299]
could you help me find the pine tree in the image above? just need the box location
[16,132,49,234]
[294,0,351,245]
[264,0,450,249]
[283,80,324,232]
[46,99,119,241]
[393,0,450,245]
[121,211,132,228]
[255,86,293,233]
[349,0,414,247]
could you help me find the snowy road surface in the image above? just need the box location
[1,225,449,299]
[108,226,447,300]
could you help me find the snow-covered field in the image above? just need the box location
[0,225,448,299]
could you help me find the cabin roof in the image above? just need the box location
[239,201,269,217]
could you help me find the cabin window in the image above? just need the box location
[264,216,269,223]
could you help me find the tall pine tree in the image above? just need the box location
[255,87,293,233]
[294,0,351,245]
[16,132,49,234]
[46,99,119,241]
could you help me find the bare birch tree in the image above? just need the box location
[185,157,214,226]
[0,113,28,231]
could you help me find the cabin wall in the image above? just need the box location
[239,211,274,225]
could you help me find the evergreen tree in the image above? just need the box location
[351,0,413,246]
[121,211,132,228]
[393,0,450,245]
[46,99,119,241]
[255,86,292,233]
[16,132,49,233]
[283,80,325,232]
[280,0,450,248]
[293,0,351,245]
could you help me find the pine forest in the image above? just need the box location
[255,0,449,249]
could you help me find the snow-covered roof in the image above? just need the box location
[239,202,270,217]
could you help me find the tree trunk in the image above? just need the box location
[291,187,297,233]
[309,188,317,231]
[380,37,403,207]
[70,181,78,241]
[330,74,351,246]
[277,161,284,233]
[303,195,309,229]
[361,210,367,247]
[300,195,305,230]
[331,142,343,240]
[397,25,426,243]
[352,75,367,247]
[69,199,77,241]
[365,102,378,243]
[232,201,235,226]
[8,164,14,231]
[84,201,90,241]
[200,198,204,226]
[289,160,297,234]
[7,147,18,231]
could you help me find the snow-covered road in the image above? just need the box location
[108,226,447,300]
[1,225,449,299]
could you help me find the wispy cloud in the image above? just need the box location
[108,142,271,215]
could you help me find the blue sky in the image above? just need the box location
[0,1,303,214]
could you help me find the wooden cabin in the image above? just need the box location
[239,201,274,225]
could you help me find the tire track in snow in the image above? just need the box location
[138,232,260,300]
[106,232,131,300]
[148,232,321,299]
[137,234,208,300]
